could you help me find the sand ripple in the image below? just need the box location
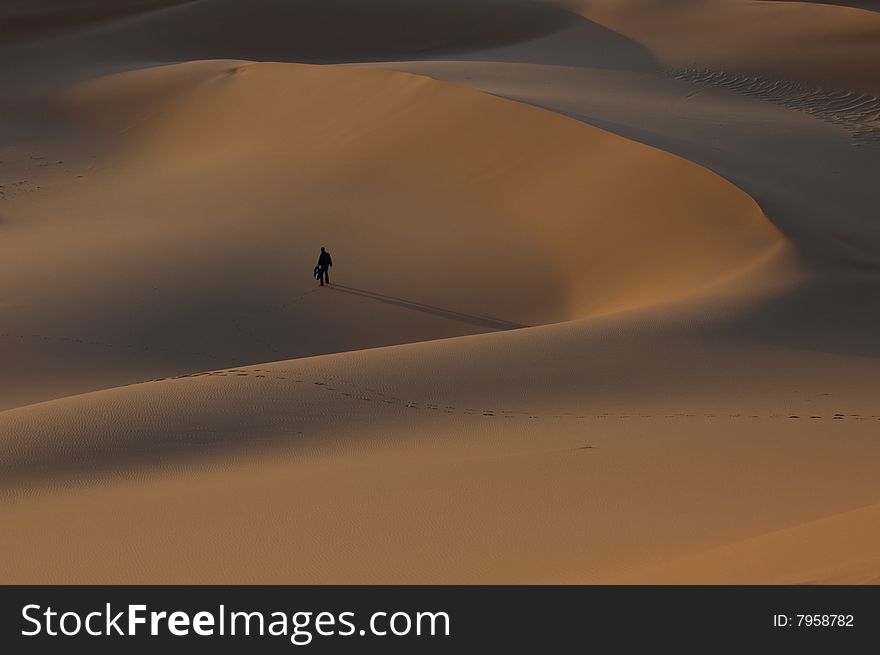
[675,68,880,147]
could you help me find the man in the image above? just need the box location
[316,246,332,286]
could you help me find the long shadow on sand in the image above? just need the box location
[328,284,527,331]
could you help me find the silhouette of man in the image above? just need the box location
[317,247,332,286]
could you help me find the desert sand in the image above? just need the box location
[0,0,878,583]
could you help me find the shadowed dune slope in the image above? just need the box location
[0,61,780,409]
[1,0,575,64]
[0,1,195,42]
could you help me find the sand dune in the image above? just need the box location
[612,502,880,585]
[3,289,880,582]
[1,0,574,68]
[571,0,880,94]
[0,60,779,409]
[673,69,880,147]
[1,1,879,584]
[0,1,192,43]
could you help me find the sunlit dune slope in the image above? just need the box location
[610,502,880,584]
[570,0,880,94]
[0,61,780,409]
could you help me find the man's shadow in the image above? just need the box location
[328,284,527,331]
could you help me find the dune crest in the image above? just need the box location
[65,61,782,316]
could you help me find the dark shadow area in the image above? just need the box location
[5,0,577,66]
[0,420,308,492]
[698,273,880,359]
[329,284,527,331]
[0,0,198,43]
